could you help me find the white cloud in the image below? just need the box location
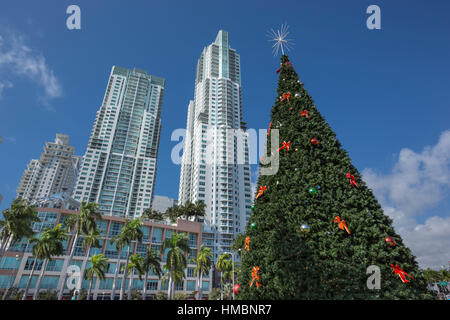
[402,216,450,269]
[0,80,13,98]
[2,136,16,144]
[363,130,450,269]
[0,29,62,104]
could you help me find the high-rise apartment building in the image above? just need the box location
[73,66,165,218]
[178,31,252,259]
[16,134,81,202]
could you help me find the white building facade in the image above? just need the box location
[152,195,178,213]
[178,31,252,260]
[16,134,81,202]
[73,66,165,218]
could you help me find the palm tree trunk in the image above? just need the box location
[77,245,91,299]
[198,273,203,300]
[142,272,148,300]
[195,274,200,300]
[22,257,38,300]
[111,249,122,299]
[58,230,79,300]
[0,234,11,261]
[167,270,173,300]
[120,245,131,300]
[127,267,133,300]
[0,235,15,263]
[87,278,93,300]
[171,280,175,300]
[33,258,48,300]
[220,272,223,300]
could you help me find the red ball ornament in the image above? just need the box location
[233,284,241,295]
[290,107,294,111]
[310,138,319,146]
[385,236,396,247]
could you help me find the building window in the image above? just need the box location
[46,259,63,272]
[186,280,196,291]
[151,228,163,243]
[99,278,113,290]
[187,268,195,278]
[0,257,22,270]
[108,221,122,237]
[146,279,158,291]
[175,281,184,291]
[24,258,43,271]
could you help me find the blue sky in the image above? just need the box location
[0,0,449,268]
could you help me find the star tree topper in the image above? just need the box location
[267,23,294,56]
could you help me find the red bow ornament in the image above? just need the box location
[346,172,359,188]
[250,266,261,288]
[334,216,351,234]
[390,264,415,283]
[255,186,267,199]
[244,236,250,251]
[277,141,291,154]
[276,61,292,74]
[281,92,291,102]
[300,110,310,118]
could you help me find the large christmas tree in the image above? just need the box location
[236,55,432,299]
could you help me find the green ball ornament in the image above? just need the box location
[250,222,257,230]
[309,188,317,195]
[251,205,255,210]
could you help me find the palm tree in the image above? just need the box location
[58,201,101,300]
[33,224,68,300]
[164,206,181,224]
[141,249,162,300]
[110,226,129,300]
[77,227,102,299]
[167,201,205,222]
[216,253,232,300]
[22,236,52,300]
[191,245,213,300]
[125,253,144,300]
[162,232,189,300]
[142,208,164,221]
[189,201,206,221]
[119,218,143,300]
[0,199,40,260]
[84,254,108,300]
[423,268,439,285]
[162,266,185,298]
[22,224,67,300]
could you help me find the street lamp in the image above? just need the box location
[223,250,239,300]
[232,249,241,300]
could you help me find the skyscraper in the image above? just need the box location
[73,66,165,218]
[178,31,252,259]
[17,134,81,202]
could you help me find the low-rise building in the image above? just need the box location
[0,206,211,300]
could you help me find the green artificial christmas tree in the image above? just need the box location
[236,55,432,300]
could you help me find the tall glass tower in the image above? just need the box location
[73,66,165,218]
[179,31,252,260]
